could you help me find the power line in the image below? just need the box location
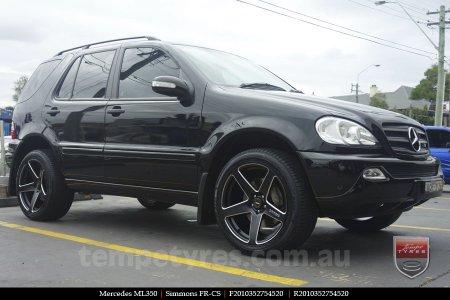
[363,0,429,21]
[237,0,436,59]
[397,1,429,14]
[348,0,417,21]
[258,0,436,56]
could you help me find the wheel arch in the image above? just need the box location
[8,134,58,196]
[197,118,312,225]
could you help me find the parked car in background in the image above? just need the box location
[4,135,11,148]
[425,126,450,183]
[1,135,11,159]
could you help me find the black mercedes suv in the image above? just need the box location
[7,36,443,253]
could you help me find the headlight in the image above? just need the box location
[315,117,378,146]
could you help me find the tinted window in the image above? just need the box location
[119,48,180,98]
[72,51,115,98]
[427,130,450,148]
[19,59,61,102]
[57,57,81,98]
[440,131,450,148]
[427,130,441,148]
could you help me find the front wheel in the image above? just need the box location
[334,212,402,233]
[16,150,74,221]
[214,148,317,254]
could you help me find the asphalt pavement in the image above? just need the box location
[0,194,449,287]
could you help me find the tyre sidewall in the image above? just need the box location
[16,150,72,221]
[214,150,313,253]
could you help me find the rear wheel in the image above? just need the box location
[334,212,402,232]
[215,148,317,253]
[137,197,175,210]
[16,150,73,221]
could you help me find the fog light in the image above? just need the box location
[362,168,387,181]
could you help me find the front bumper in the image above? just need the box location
[299,151,443,218]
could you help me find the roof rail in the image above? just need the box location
[54,36,160,56]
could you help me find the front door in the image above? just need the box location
[104,47,201,196]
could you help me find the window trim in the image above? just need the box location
[114,46,181,100]
[53,49,117,101]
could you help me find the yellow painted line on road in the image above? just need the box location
[320,218,450,232]
[436,196,450,200]
[389,224,450,232]
[0,220,306,286]
[415,206,450,212]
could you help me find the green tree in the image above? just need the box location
[409,105,434,125]
[411,65,450,101]
[12,75,28,102]
[369,95,389,110]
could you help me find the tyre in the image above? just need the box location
[214,148,317,253]
[16,149,74,221]
[334,212,402,233]
[137,197,175,210]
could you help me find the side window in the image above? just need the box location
[72,51,115,98]
[441,131,450,148]
[119,47,180,98]
[57,57,81,98]
[427,130,441,148]
[20,59,61,102]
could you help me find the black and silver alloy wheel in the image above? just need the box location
[215,148,318,253]
[18,159,48,213]
[16,150,74,221]
[219,163,287,245]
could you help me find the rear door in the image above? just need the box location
[104,46,202,198]
[43,50,116,181]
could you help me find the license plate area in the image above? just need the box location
[424,180,444,193]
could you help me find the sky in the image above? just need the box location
[0,0,448,107]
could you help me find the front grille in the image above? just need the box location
[383,163,438,178]
[382,123,429,156]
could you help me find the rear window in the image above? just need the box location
[19,59,61,102]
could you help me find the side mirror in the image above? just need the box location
[445,142,450,148]
[152,76,194,106]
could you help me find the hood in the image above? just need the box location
[221,86,421,127]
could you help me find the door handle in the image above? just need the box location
[46,107,60,116]
[107,106,125,116]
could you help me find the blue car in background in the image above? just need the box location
[425,126,450,183]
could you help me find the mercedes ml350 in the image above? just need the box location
[7,36,443,253]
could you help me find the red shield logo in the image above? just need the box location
[394,236,430,278]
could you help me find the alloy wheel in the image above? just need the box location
[18,159,48,213]
[218,163,287,245]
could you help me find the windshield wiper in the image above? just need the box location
[239,83,286,91]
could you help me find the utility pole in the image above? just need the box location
[352,64,380,104]
[375,1,449,125]
[427,6,449,126]
[351,83,359,103]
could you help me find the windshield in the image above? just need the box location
[175,45,296,91]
